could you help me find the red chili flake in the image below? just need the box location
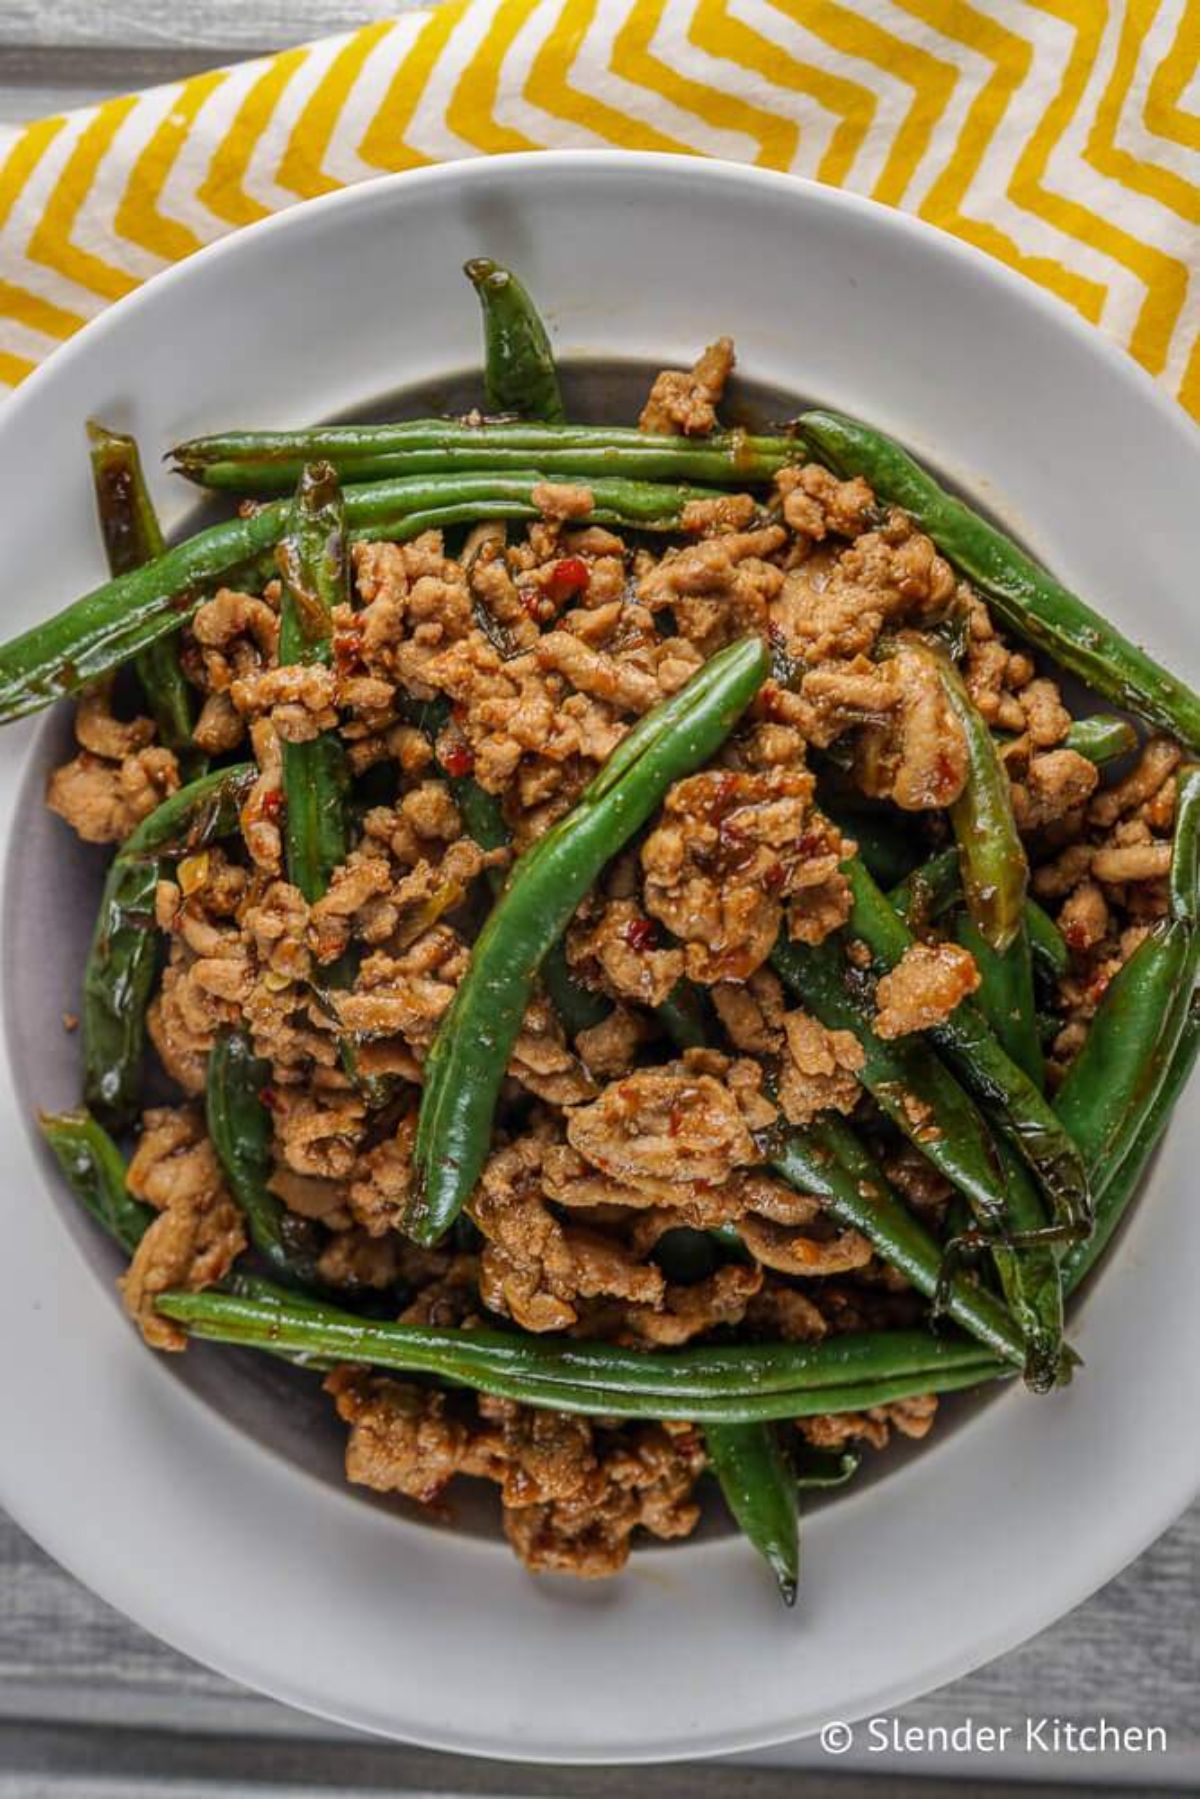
[441,743,475,779]
[260,789,283,821]
[1064,922,1090,952]
[546,556,590,603]
[759,683,788,721]
[667,1103,684,1138]
[622,916,658,952]
[333,617,365,675]
[707,772,741,818]
[450,703,467,725]
[763,861,786,893]
[259,1086,281,1113]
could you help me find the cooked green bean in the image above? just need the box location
[705,1423,799,1605]
[276,464,349,903]
[1055,765,1200,1204]
[1062,996,1200,1294]
[887,847,962,929]
[832,808,920,889]
[0,473,719,722]
[773,1115,1024,1366]
[954,915,1044,1088]
[1063,714,1139,765]
[465,258,565,423]
[899,636,1027,953]
[843,855,1088,1233]
[771,932,1067,1390]
[155,1286,1006,1420]
[889,847,1068,983]
[799,409,1200,749]
[88,422,198,763]
[409,638,769,1244]
[171,422,799,495]
[82,763,255,1123]
[39,1108,154,1255]
[207,1032,322,1289]
[1025,898,1071,982]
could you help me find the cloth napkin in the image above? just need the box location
[0,0,1195,416]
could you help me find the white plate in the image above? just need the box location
[0,154,1197,1765]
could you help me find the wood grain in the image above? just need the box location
[0,1,416,57]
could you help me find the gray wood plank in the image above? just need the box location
[0,2,420,56]
[5,1718,1192,1799]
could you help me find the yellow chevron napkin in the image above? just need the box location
[0,0,1196,414]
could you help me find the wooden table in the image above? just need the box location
[0,6,1195,1792]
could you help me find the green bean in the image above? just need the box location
[887,847,962,929]
[1026,899,1071,982]
[705,1423,799,1605]
[1063,996,1200,1295]
[843,856,1089,1233]
[454,774,510,860]
[540,949,612,1037]
[772,1115,1025,1366]
[275,464,349,903]
[121,761,257,861]
[81,854,160,1125]
[954,915,1044,1088]
[653,980,712,1052]
[771,933,1067,1390]
[207,1032,322,1289]
[409,638,769,1244]
[1063,714,1139,765]
[171,422,799,495]
[155,1286,1006,1420]
[899,637,1027,952]
[890,847,1068,983]
[1054,765,1200,1199]
[88,422,199,765]
[39,1109,154,1255]
[826,805,919,888]
[0,473,719,722]
[799,409,1200,750]
[771,935,1003,1223]
[82,763,255,1123]
[465,258,565,424]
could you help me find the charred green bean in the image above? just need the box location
[82,763,255,1123]
[171,422,799,495]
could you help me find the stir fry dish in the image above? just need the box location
[22,261,1200,1601]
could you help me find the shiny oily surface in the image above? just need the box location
[0,155,1198,1764]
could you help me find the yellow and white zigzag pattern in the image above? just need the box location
[0,0,1196,413]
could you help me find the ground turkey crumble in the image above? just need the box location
[40,339,1185,1582]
